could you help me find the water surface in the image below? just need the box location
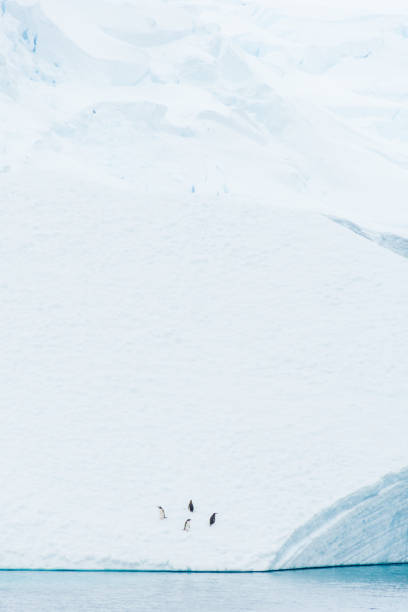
[0,565,407,611]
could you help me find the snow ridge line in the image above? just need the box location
[329,216,408,260]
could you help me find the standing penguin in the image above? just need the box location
[188,499,194,512]
[209,513,217,526]
[157,506,167,520]
[183,519,191,531]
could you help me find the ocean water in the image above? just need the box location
[0,565,407,611]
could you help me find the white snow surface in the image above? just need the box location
[1,0,408,570]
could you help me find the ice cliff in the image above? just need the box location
[272,468,408,570]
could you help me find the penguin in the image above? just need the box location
[209,512,217,526]
[183,518,191,531]
[157,506,167,520]
[188,499,194,512]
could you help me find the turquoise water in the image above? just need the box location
[0,565,407,611]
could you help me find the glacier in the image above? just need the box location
[1,0,408,571]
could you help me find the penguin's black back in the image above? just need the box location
[209,513,216,525]
[188,500,194,512]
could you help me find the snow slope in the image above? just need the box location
[1,0,408,570]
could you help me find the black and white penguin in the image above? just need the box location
[209,513,217,526]
[188,499,194,512]
[183,518,191,531]
[158,506,167,520]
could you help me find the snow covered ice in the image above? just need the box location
[1,0,408,571]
